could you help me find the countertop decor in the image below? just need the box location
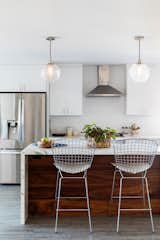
[82,123,116,148]
[130,123,140,136]
[38,137,52,148]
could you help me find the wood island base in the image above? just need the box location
[27,155,160,217]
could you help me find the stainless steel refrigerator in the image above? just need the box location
[0,92,46,184]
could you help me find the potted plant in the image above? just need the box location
[82,123,116,148]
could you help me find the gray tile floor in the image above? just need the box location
[0,185,160,240]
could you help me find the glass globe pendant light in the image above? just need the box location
[129,36,150,82]
[42,36,61,81]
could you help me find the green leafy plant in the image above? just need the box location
[82,123,116,143]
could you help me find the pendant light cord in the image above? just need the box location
[138,38,141,64]
[49,40,52,63]
[46,36,56,64]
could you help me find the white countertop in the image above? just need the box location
[21,143,114,155]
[21,136,160,156]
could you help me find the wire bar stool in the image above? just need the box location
[52,138,95,233]
[111,138,158,232]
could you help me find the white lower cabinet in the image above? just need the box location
[49,64,83,116]
[0,153,20,184]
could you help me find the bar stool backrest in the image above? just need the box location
[113,138,158,169]
[52,139,95,174]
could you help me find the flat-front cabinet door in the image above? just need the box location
[0,153,20,184]
[22,93,46,147]
[0,66,46,92]
[50,64,83,116]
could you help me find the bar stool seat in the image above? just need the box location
[55,162,91,174]
[112,162,150,174]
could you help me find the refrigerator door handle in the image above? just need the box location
[17,96,22,144]
[21,97,25,144]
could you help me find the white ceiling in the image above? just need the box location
[0,0,160,64]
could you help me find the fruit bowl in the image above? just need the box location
[38,138,53,148]
[38,141,52,148]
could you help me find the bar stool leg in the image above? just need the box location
[84,176,92,233]
[145,177,154,232]
[111,170,117,200]
[55,171,60,200]
[55,177,62,233]
[117,177,123,232]
[142,175,145,207]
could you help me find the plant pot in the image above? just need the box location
[96,139,111,148]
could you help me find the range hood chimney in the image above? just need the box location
[87,65,122,97]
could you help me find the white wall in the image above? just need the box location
[51,64,160,136]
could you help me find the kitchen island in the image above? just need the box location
[21,140,160,224]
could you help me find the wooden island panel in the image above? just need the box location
[28,155,160,216]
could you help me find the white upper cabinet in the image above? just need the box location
[126,64,160,115]
[49,64,83,116]
[0,65,46,92]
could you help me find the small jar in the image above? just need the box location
[66,127,73,137]
[73,130,80,137]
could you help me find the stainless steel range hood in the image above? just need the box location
[87,65,122,97]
